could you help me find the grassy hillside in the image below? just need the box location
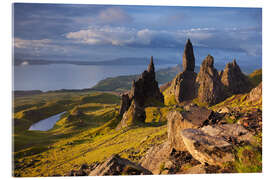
[248,69,262,87]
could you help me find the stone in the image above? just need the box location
[90,154,152,176]
[140,142,171,174]
[170,71,197,103]
[196,55,225,105]
[183,39,195,72]
[116,100,146,129]
[117,57,164,128]
[182,164,206,174]
[119,93,131,117]
[181,128,234,166]
[166,106,213,151]
[200,124,253,144]
[221,60,252,94]
[247,82,262,103]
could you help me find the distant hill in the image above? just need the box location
[14,57,176,66]
[248,69,262,87]
[91,65,181,92]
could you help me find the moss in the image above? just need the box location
[163,87,177,106]
[233,145,262,173]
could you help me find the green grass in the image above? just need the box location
[13,91,168,177]
[248,69,262,87]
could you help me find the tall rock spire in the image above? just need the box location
[182,38,195,72]
[147,56,155,73]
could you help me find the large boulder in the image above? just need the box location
[167,106,213,151]
[140,142,171,174]
[183,39,195,72]
[90,154,152,176]
[181,128,234,166]
[221,60,252,94]
[181,124,253,166]
[196,55,225,106]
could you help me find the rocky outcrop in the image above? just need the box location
[90,154,152,175]
[221,60,252,94]
[181,124,253,166]
[166,39,197,103]
[119,93,131,117]
[183,39,195,72]
[247,82,262,103]
[117,56,164,128]
[170,71,197,103]
[167,106,213,151]
[116,100,146,129]
[196,55,225,105]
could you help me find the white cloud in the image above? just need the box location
[98,7,133,24]
[14,38,68,56]
[14,38,52,49]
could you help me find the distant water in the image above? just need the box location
[29,112,65,131]
[13,64,175,91]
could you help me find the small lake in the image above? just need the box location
[28,112,65,131]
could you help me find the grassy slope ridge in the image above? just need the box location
[13,69,262,177]
[91,65,181,92]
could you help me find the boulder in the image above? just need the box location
[181,128,234,166]
[183,39,195,72]
[200,124,253,144]
[221,60,252,94]
[140,142,171,174]
[196,55,225,105]
[90,154,152,176]
[167,106,213,151]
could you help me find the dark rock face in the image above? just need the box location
[90,154,152,175]
[183,39,195,72]
[119,93,131,117]
[196,55,225,105]
[171,71,197,103]
[118,57,164,128]
[221,60,252,94]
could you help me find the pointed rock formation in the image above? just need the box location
[196,55,225,105]
[166,39,197,104]
[118,57,164,128]
[221,60,252,94]
[183,39,195,72]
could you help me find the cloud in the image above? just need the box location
[98,7,133,24]
[14,38,52,49]
[14,38,68,57]
[66,25,261,57]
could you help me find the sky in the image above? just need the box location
[13,3,262,68]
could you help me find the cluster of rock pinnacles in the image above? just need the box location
[117,39,251,128]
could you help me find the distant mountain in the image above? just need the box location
[91,65,182,92]
[14,57,176,66]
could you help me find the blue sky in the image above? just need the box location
[13,3,262,67]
